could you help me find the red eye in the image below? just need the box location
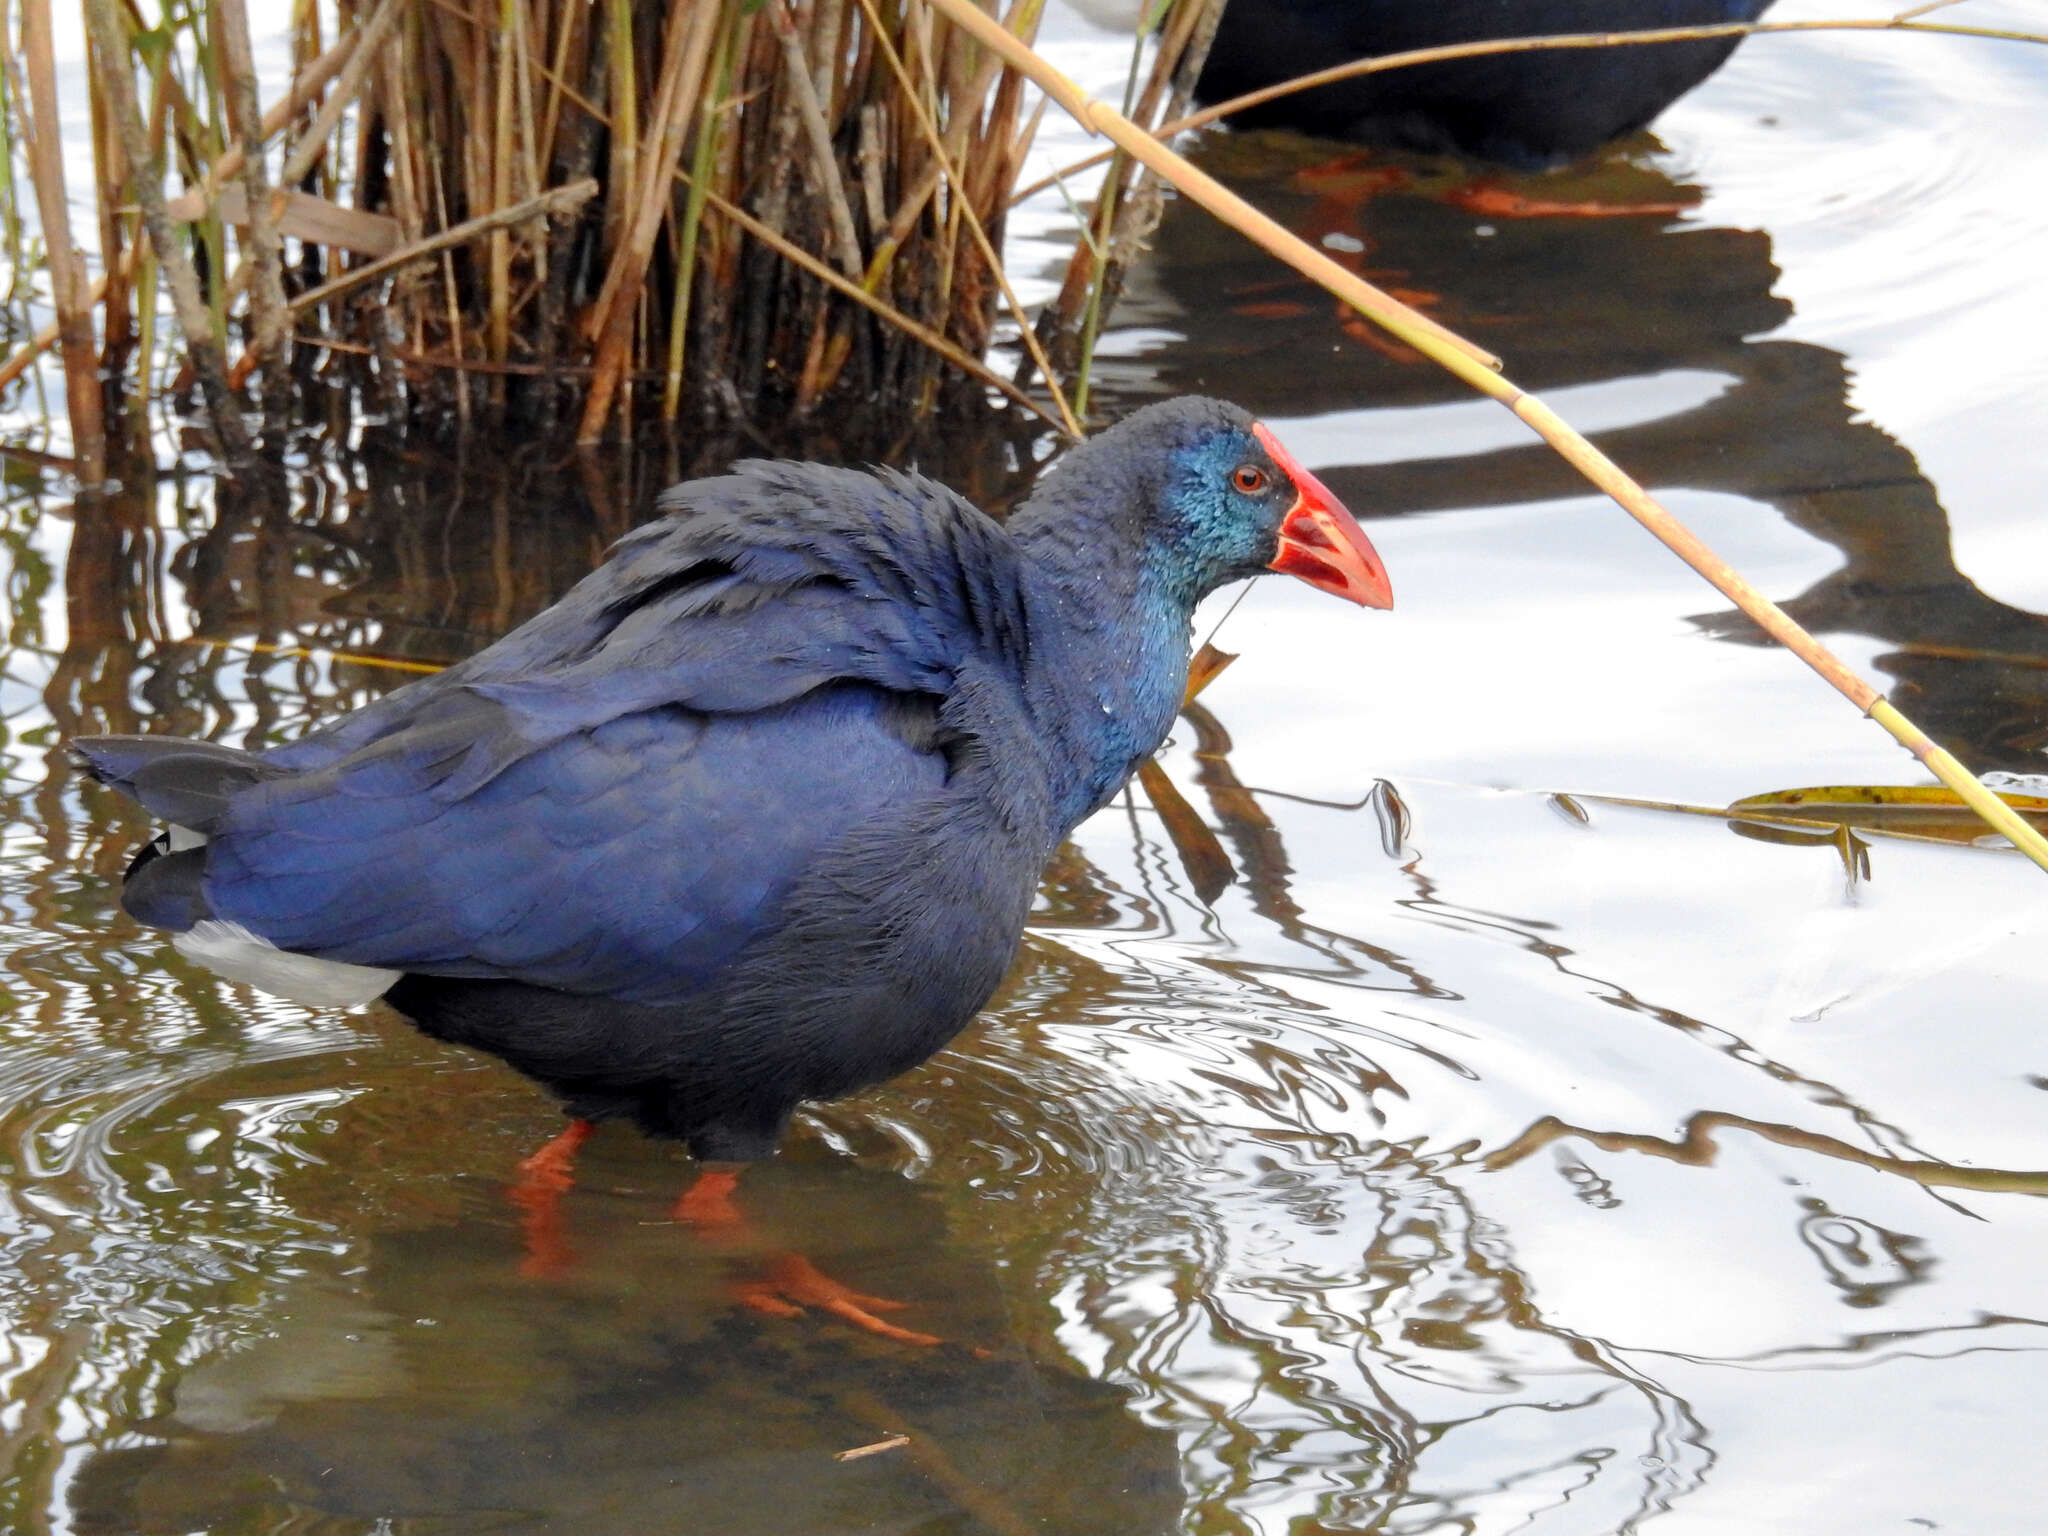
[1232,464,1269,495]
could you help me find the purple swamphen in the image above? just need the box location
[1191,0,1777,169]
[74,398,1390,1330]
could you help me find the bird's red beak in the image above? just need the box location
[1253,423,1393,610]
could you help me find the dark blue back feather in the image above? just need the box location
[159,462,1033,1001]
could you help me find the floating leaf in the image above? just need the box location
[1562,790,2004,852]
[1729,784,2048,845]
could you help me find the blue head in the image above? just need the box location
[1044,397,1393,616]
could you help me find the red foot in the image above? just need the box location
[734,1253,942,1347]
[514,1148,952,1348]
[508,1118,595,1278]
[674,1168,944,1345]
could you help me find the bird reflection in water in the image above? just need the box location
[62,1145,1184,1535]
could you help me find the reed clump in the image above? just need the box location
[3,0,1222,466]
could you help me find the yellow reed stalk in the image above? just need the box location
[1189,15,2048,126]
[924,0,2048,873]
[19,0,107,485]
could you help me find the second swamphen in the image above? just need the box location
[75,399,1390,1176]
[1190,0,1777,168]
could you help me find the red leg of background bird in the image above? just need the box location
[1337,310,1423,363]
[1442,180,1694,220]
[509,1118,594,1278]
[1289,154,1409,206]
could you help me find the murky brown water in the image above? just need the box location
[6,2,2048,1531]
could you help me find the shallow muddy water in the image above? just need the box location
[4,2,2048,1532]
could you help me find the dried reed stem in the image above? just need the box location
[81,0,249,457]
[19,0,107,484]
[214,0,292,392]
[579,3,719,439]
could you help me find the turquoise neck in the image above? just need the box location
[1009,465,1200,835]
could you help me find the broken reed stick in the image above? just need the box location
[277,0,407,194]
[19,0,108,486]
[192,6,385,208]
[1012,12,2048,204]
[770,0,865,282]
[283,178,602,317]
[925,0,2048,873]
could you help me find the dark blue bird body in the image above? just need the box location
[75,398,1392,1161]
[1193,0,1777,168]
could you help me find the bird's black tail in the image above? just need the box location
[71,735,282,931]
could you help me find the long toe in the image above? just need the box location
[734,1253,942,1347]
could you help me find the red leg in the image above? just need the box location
[671,1165,746,1234]
[508,1118,594,1279]
[672,1163,943,1346]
